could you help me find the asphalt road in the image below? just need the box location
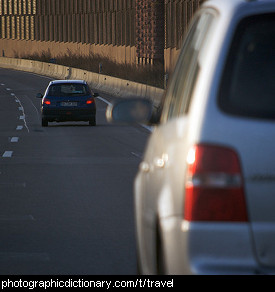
[0,68,150,275]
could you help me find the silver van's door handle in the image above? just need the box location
[154,157,165,168]
[154,154,168,169]
[139,161,150,173]
[140,154,168,172]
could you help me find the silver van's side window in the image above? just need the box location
[161,10,216,122]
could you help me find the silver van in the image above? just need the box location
[107,0,275,274]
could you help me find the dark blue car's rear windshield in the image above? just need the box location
[47,83,90,97]
[218,13,275,119]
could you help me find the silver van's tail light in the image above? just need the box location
[184,144,248,222]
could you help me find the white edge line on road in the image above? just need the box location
[96,95,112,106]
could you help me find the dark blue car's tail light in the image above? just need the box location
[86,98,95,105]
[43,98,51,105]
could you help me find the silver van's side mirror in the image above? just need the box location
[106,98,153,124]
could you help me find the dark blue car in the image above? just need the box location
[37,80,97,127]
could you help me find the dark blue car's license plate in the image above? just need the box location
[61,102,77,106]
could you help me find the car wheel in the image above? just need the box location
[42,118,48,127]
[89,118,96,126]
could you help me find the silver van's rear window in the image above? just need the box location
[219,14,275,119]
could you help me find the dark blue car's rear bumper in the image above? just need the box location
[42,107,96,122]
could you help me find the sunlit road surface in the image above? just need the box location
[0,68,149,275]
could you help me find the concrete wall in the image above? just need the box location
[0,56,164,107]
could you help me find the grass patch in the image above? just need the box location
[20,49,165,89]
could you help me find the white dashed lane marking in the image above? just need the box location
[0,86,27,159]
[11,137,19,143]
[16,125,23,130]
[2,151,13,158]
